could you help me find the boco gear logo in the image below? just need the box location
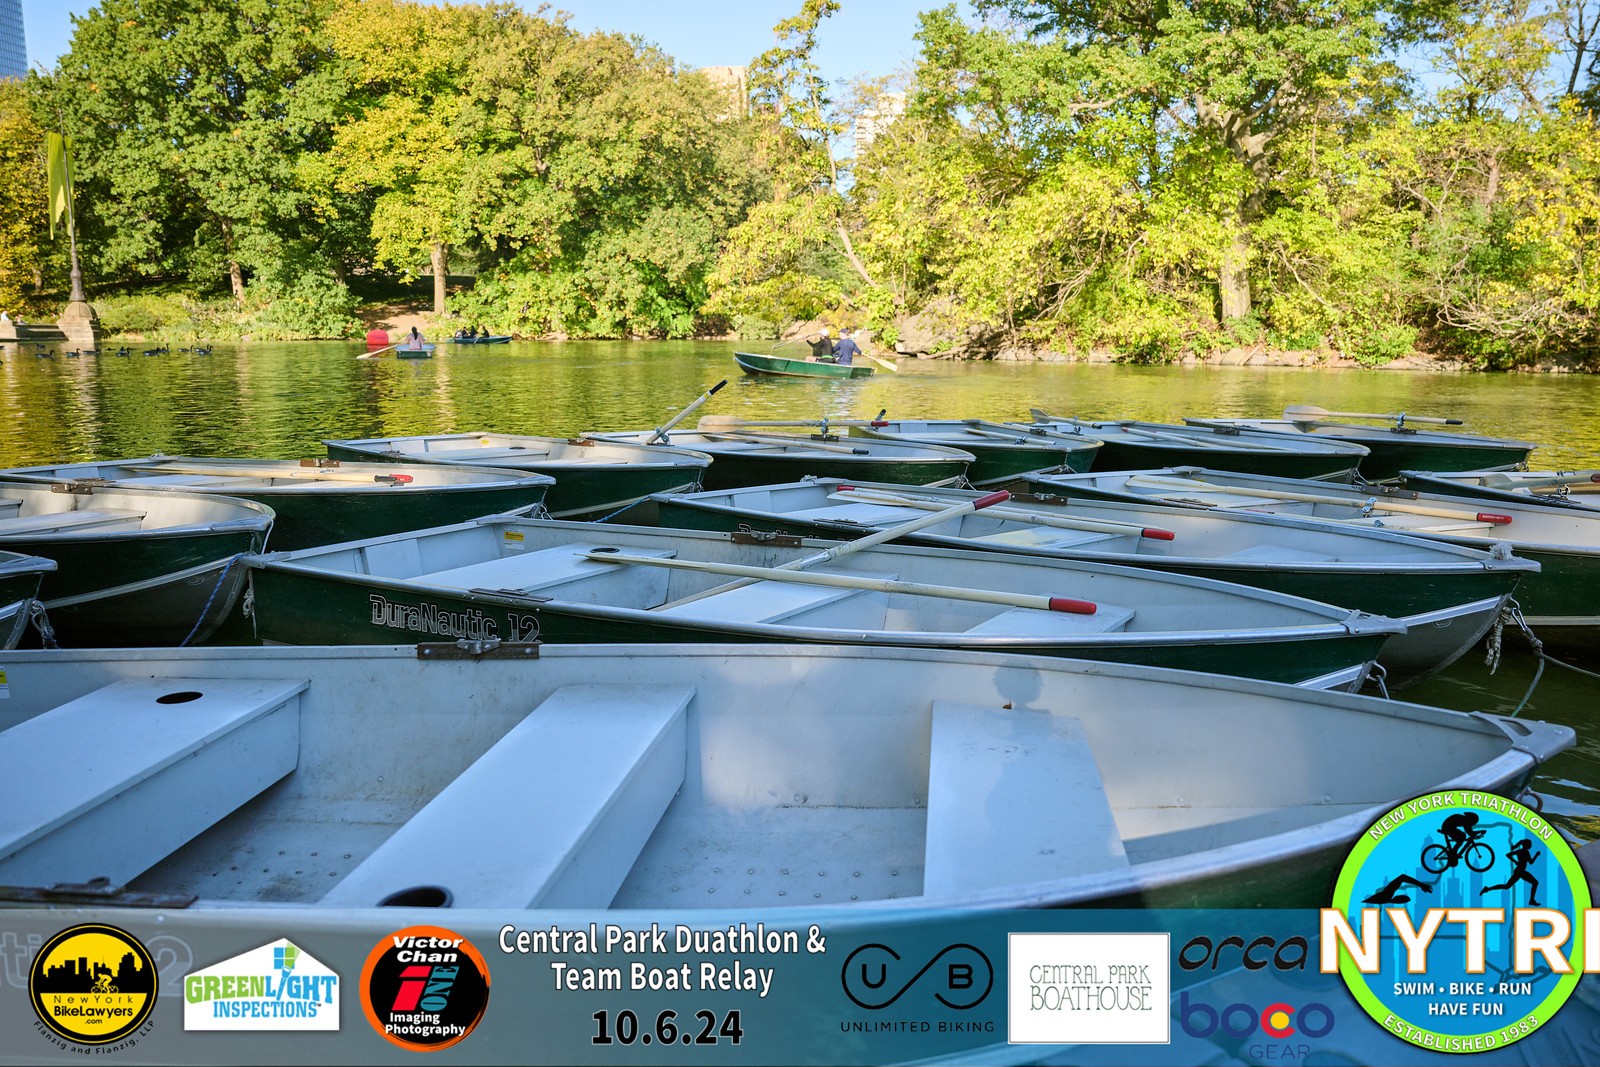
[1323,791,1593,1054]
[29,923,157,1046]
[361,925,490,1051]
[841,943,993,1010]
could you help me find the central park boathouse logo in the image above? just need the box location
[29,923,157,1046]
[361,925,491,1051]
[184,938,340,1030]
[1323,790,1593,1053]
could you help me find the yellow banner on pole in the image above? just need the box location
[46,132,73,241]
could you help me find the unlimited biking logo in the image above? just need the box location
[1323,791,1596,1054]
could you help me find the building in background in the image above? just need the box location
[699,65,749,120]
[0,0,26,80]
[854,91,905,154]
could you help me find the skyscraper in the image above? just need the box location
[0,0,26,80]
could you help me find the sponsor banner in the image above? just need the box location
[0,908,1598,1064]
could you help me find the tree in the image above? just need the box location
[0,82,55,311]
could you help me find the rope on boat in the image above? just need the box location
[178,553,247,648]
[1368,662,1390,700]
[1486,598,1600,716]
[26,601,59,649]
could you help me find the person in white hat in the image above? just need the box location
[808,327,835,360]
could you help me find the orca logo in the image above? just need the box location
[841,943,993,1010]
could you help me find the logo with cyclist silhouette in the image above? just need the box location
[1323,792,1590,1054]
[28,923,158,1048]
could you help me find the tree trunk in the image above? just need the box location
[1220,227,1251,322]
[431,242,448,315]
[229,261,245,301]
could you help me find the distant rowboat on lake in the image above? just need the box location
[734,350,873,379]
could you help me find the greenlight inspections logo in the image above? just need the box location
[1322,791,1592,1054]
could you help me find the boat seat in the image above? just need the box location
[418,543,675,602]
[792,502,918,524]
[0,508,148,535]
[321,684,692,908]
[0,677,305,886]
[923,701,1127,897]
[966,527,1118,550]
[0,498,21,518]
[652,570,897,625]
[1221,544,1337,563]
[409,445,549,462]
[963,604,1136,636]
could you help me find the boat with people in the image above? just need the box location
[394,343,435,358]
[245,513,1400,689]
[0,642,1569,914]
[1027,466,1600,654]
[1401,468,1600,512]
[854,417,1103,486]
[0,456,554,550]
[1017,411,1369,479]
[734,351,874,379]
[0,481,273,646]
[653,477,1537,688]
[589,422,973,489]
[322,432,711,521]
[1184,406,1537,480]
[0,551,54,649]
[451,332,512,344]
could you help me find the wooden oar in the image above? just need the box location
[831,485,1176,539]
[357,343,398,360]
[120,462,419,485]
[1479,471,1600,490]
[1283,405,1464,426]
[698,431,872,455]
[1126,474,1512,525]
[646,379,728,445]
[589,547,1098,615]
[654,488,1015,609]
[860,351,898,372]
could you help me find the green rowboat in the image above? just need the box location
[1184,417,1536,480]
[1024,417,1369,479]
[1401,469,1600,513]
[588,430,972,490]
[858,418,1103,487]
[734,351,874,379]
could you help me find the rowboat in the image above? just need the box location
[857,418,1103,486]
[0,643,1568,914]
[0,481,273,646]
[1402,469,1600,513]
[655,478,1537,687]
[1184,416,1536,480]
[0,456,554,550]
[1019,416,1369,479]
[0,552,54,648]
[734,350,873,379]
[246,516,1400,689]
[450,334,511,344]
[322,433,711,521]
[1030,466,1600,653]
[587,429,973,489]
[394,343,435,358]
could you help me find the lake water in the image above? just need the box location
[4,339,1598,842]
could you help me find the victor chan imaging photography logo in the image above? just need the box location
[1008,932,1170,1044]
[183,938,340,1031]
[1323,791,1594,1054]
[360,925,490,1052]
[28,922,157,1048]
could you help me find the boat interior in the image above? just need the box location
[0,481,266,537]
[0,645,1525,910]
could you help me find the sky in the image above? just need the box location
[18,0,957,84]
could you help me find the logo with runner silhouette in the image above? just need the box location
[1323,793,1589,1054]
[28,923,158,1047]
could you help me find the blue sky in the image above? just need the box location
[19,1,956,83]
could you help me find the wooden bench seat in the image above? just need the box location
[0,498,22,518]
[0,677,306,886]
[922,701,1127,897]
[963,603,1136,637]
[652,570,897,625]
[321,684,692,909]
[420,543,676,598]
[0,508,148,536]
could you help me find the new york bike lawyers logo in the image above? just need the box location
[29,923,157,1048]
[1323,791,1592,1054]
[361,925,490,1051]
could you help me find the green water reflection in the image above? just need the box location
[4,339,1599,837]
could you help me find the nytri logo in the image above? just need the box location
[841,943,993,1011]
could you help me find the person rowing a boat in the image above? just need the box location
[808,328,834,361]
[405,326,425,349]
[832,328,861,366]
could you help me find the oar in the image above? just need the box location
[652,488,1016,609]
[1283,405,1464,426]
[698,431,872,455]
[860,351,898,372]
[1126,474,1512,525]
[358,343,398,360]
[1479,471,1600,490]
[588,547,1098,615]
[697,414,888,431]
[646,379,728,445]
[830,485,1176,539]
